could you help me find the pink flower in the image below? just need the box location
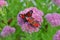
[17,7,43,33]
[0,0,8,7]
[52,0,60,6]
[1,26,15,37]
[45,13,60,26]
[53,30,60,40]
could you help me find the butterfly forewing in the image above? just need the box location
[25,10,33,17]
[19,14,25,19]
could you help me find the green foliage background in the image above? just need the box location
[0,0,60,40]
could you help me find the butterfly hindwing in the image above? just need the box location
[26,17,40,27]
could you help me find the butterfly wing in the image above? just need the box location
[25,17,33,23]
[25,10,33,17]
[32,21,40,27]
[19,14,25,19]
[26,17,40,27]
[19,10,33,22]
[19,14,27,22]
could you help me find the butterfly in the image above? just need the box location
[19,10,40,27]
[26,17,40,27]
[19,10,33,22]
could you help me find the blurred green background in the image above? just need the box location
[0,0,60,40]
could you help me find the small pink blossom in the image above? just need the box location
[53,30,60,40]
[1,26,15,37]
[52,0,60,6]
[17,7,44,33]
[0,0,8,7]
[45,13,60,26]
